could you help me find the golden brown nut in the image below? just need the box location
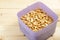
[20,8,53,32]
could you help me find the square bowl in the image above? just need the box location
[17,2,58,40]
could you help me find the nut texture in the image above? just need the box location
[20,8,53,32]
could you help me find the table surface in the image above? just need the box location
[0,0,60,40]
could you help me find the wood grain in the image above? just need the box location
[0,0,60,40]
[0,8,60,40]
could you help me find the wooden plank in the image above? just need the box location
[0,9,60,40]
[0,0,60,40]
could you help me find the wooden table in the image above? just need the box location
[0,0,60,40]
